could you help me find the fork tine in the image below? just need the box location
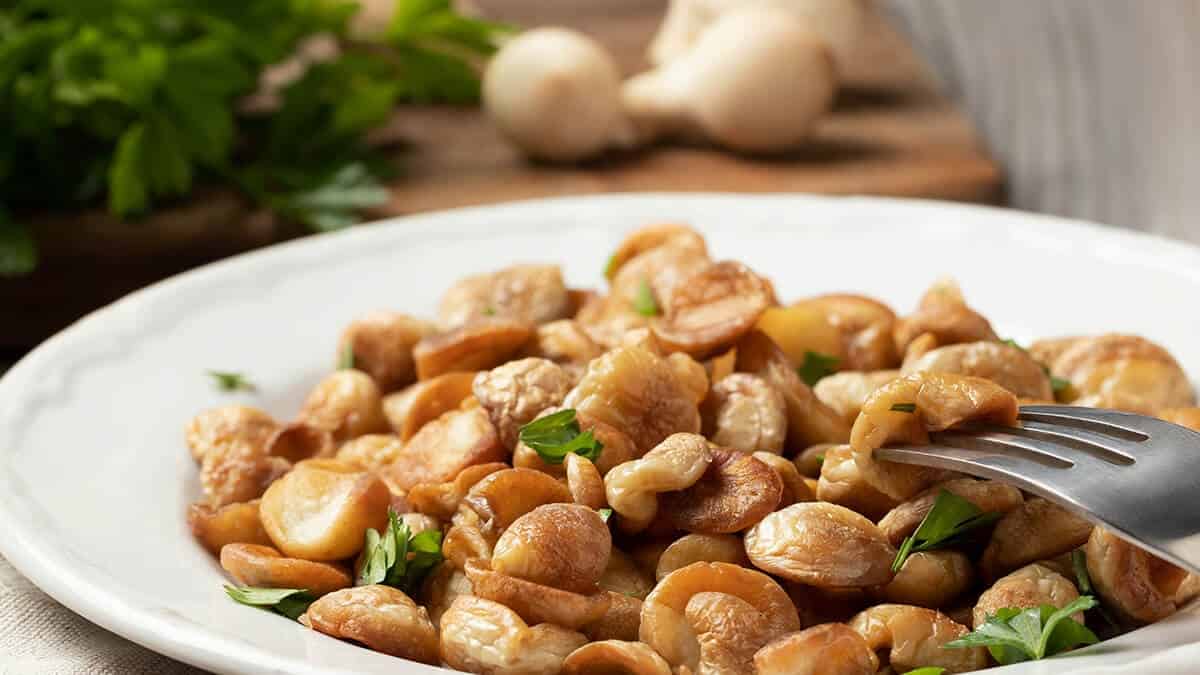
[1018,405,1151,440]
[875,444,1096,501]
[1011,420,1137,464]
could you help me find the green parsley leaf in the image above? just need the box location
[0,210,37,277]
[890,402,917,413]
[207,370,256,393]
[796,351,840,386]
[815,453,825,467]
[482,306,496,316]
[1050,375,1072,397]
[356,508,444,594]
[604,253,619,279]
[598,508,613,523]
[518,409,604,464]
[1001,338,1024,350]
[339,342,356,370]
[632,279,659,316]
[903,668,946,675]
[892,490,1001,571]
[281,163,390,233]
[224,585,314,621]
[944,597,1099,663]
[1072,549,1093,594]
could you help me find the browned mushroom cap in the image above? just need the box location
[405,462,507,520]
[980,498,1093,580]
[973,563,1080,628]
[564,452,607,509]
[848,604,987,673]
[753,623,879,675]
[813,370,902,426]
[785,583,873,627]
[336,311,434,392]
[383,406,504,491]
[1027,335,1083,368]
[492,503,612,594]
[850,371,1018,500]
[381,371,477,442]
[220,543,351,596]
[524,319,606,365]
[188,500,273,556]
[604,433,713,532]
[651,261,773,357]
[880,550,974,609]
[465,559,613,629]
[563,639,672,675]
[805,294,900,371]
[610,234,711,310]
[1160,407,1200,432]
[794,443,834,478]
[605,223,708,281]
[701,373,787,455]
[462,467,573,532]
[582,592,645,643]
[735,330,851,448]
[655,534,749,581]
[746,502,897,588]
[265,422,335,464]
[893,279,999,355]
[1047,334,1196,412]
[640,562,800,673]
[333,433,403,472]
[438,263,571,329]
[815,444,900,520]
[660,447,782,533]
[599,548,656,599]
[878,478,1023,547]
[298,370,390,443]
[186,405,279,465]
[301,585,439,663]
[413,318,534,381]
[754,452,814,506]
[564,345,702,455]
[473,357,573,449]
[440,596,587,674]
[1086,527,1191,624]
[902,340,1054,400]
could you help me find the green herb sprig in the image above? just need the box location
[517,409,604,464]
[892,490,1001,571]
[632,280,659,316]
[357,509,443,593]
[597,508,613,523]
[224,585,314,621]
[339,342,356,370]
[943,596,1099,664]
[890,402,917,413]
[903,668,946,675]
[797,351,839,386]
[207,370,256,393]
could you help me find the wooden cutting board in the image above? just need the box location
[375,0,1002,215]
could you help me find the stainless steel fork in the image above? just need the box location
[875,405,1200,575]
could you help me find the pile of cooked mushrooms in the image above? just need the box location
[187,223,1200,673]
[483,0,872,161]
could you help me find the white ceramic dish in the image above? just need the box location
[2,194,1199,675]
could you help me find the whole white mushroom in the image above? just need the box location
[648,0,869,75]
[482,27,633,162]
[623,7,836,153]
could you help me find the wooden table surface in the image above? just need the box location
[377,0,1001,215]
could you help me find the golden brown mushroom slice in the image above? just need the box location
[735,330,851,448]
[745,502,897,588]
[413,318,534,381]
[301,585,439,663]
[563,640,673,675]
[902,340,1054,400]
[297,370,390,443]
[815,444,900,520]
[188,500,273,556]
[221,543,352,597]
[524,319,606,365]
[492,503,612,594]
[881,550,974,609]
[877,478,1023,547]
[381,371,477,442]
[465,559,613,629]
[701,373,787,454]
[972,563,1081,628]
[659,447,782,534]
[651,261,773,357]
[336,311,434,392]
[564,345,702,455]
[462,467,574,532]
[1086,527,1192,624]
[813,370,902,426]
[807,294,900,371]
[893,278,999,355]
[610,240,712,316]
[1046,333,1195,413]
[851,371,1018,501]
[383,406,505,491]
[473,357,573,449]
[980,498,1093,580]
[848,604,987,673]
[754,623,879,675]
[440,596,587,674]
[438,263,571,329]
[604,223,708,281]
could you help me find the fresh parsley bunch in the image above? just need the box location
[0,0,509,276]
[357,508,443,593]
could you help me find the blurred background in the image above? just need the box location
[3,0,1197,353]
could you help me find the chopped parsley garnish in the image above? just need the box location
[632,279,659,316]
[903,668,946,675]
[517,409,604,464]
[604,253,619,279]
[892,490,1001,571]
[339,343,356,370]
[796,351,840,386]
[207,371,255,393]
[1050,375,1071,397]
[224,585,313,621]
[943,596,1099,664]
[356,509,443,594]
[598,508,613,523]
[890,402,917,413]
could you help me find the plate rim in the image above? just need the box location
[3,192,1200,675]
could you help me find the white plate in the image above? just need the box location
[2,194,1199,675]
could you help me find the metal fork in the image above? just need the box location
[876,405,1200,575]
